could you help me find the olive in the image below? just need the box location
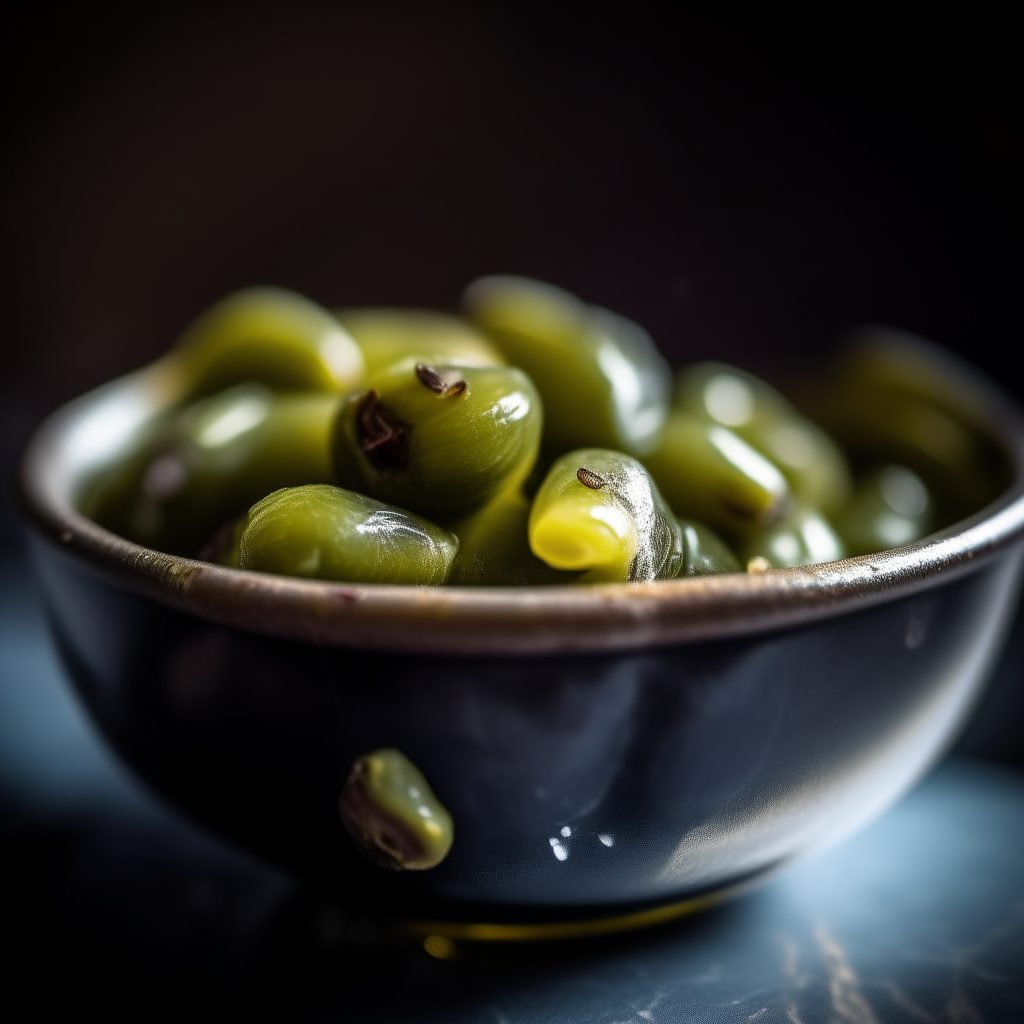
[84,276,989,589]
[838,326,995,430]
[802,329,1006,521]
[339,748,454,870]
[171,287,364,398]
[742,504,845,570]
[674,362,852,514]
[529,449,683,583]
[332,359,542,520]
[231,484,458,584]
[336,308,504,375]
[836,465,933,555]
[678,518,741,575]
[84,385,340,556]
[463,275,671,456]
[449,487,577,585]
[642,413,791,540]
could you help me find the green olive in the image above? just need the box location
[463,275,671,456]
[678,519,741,575]
[742,504,845,569]
[838,326,996,430]
[336,308,504,375]
[87,279,981,588]
[802,329,1007,521]
[332,359,542,520]
[449,487,577,585]
[339,748,454,870]
[232,484,458,584]
[171,287,364,398]
[84,385,340,556]
[836,465,933,555]
[642,413,791,540]
[674,362,852,514]
[529,449,683,583]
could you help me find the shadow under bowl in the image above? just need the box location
[19,359,1024,937]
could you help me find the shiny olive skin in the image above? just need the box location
[678,519,741,575]
[339,748,454,871]
[332,360,542,520]
[742,504,845,570]
[802,330,1006,521]
[449,487,577,585]
[231,484,458,584]
[838,327,996,431]
[171,287,364,399]
[84,385,340,556]
[675,362,852,514]
[806,389,992,522]
[82,279,986,586]
[642,413,791,540]
[337,308,504,376]
[836,465,933,556]
[463,275,671,456]
[529,449,684,583]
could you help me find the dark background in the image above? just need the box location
[3,6,1022,528]
[1,8,1022,1017]
[3,2,1021,757]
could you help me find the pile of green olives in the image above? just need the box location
[82,281,1005,586]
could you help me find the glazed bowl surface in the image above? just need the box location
[19,357,1024,932]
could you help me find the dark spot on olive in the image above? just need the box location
[415,364,467,397]
[356,390,410,470]
[719,498,758,521]
[339,759,424,870]
[577,467,606,490]
[339,749,453,871]
[415,365,446,392]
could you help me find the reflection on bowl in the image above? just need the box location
[19,357,1024,937]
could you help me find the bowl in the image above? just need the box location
[19,354,1024,940]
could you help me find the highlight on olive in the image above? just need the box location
[80,279,1002,587]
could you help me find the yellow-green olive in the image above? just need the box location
[449,487,577,585]
[742,504,845,569]
[463,275,671,456]
[802,328,1007,521]
[337,308,504,375]
[332,360,542,520]
[171,287,364,398]
[642,413,791,540]
[232,484,458,584]
[674,361,852,514]
[836,465,933,555]
[339,748,454,870]
[529,449,684,583]
[84,385,340,556]
[678,518,741,575]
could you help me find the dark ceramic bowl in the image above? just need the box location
[20,356,1024,939]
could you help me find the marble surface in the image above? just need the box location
[2,555,1023,1021]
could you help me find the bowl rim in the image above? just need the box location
[20,355,1024,656]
